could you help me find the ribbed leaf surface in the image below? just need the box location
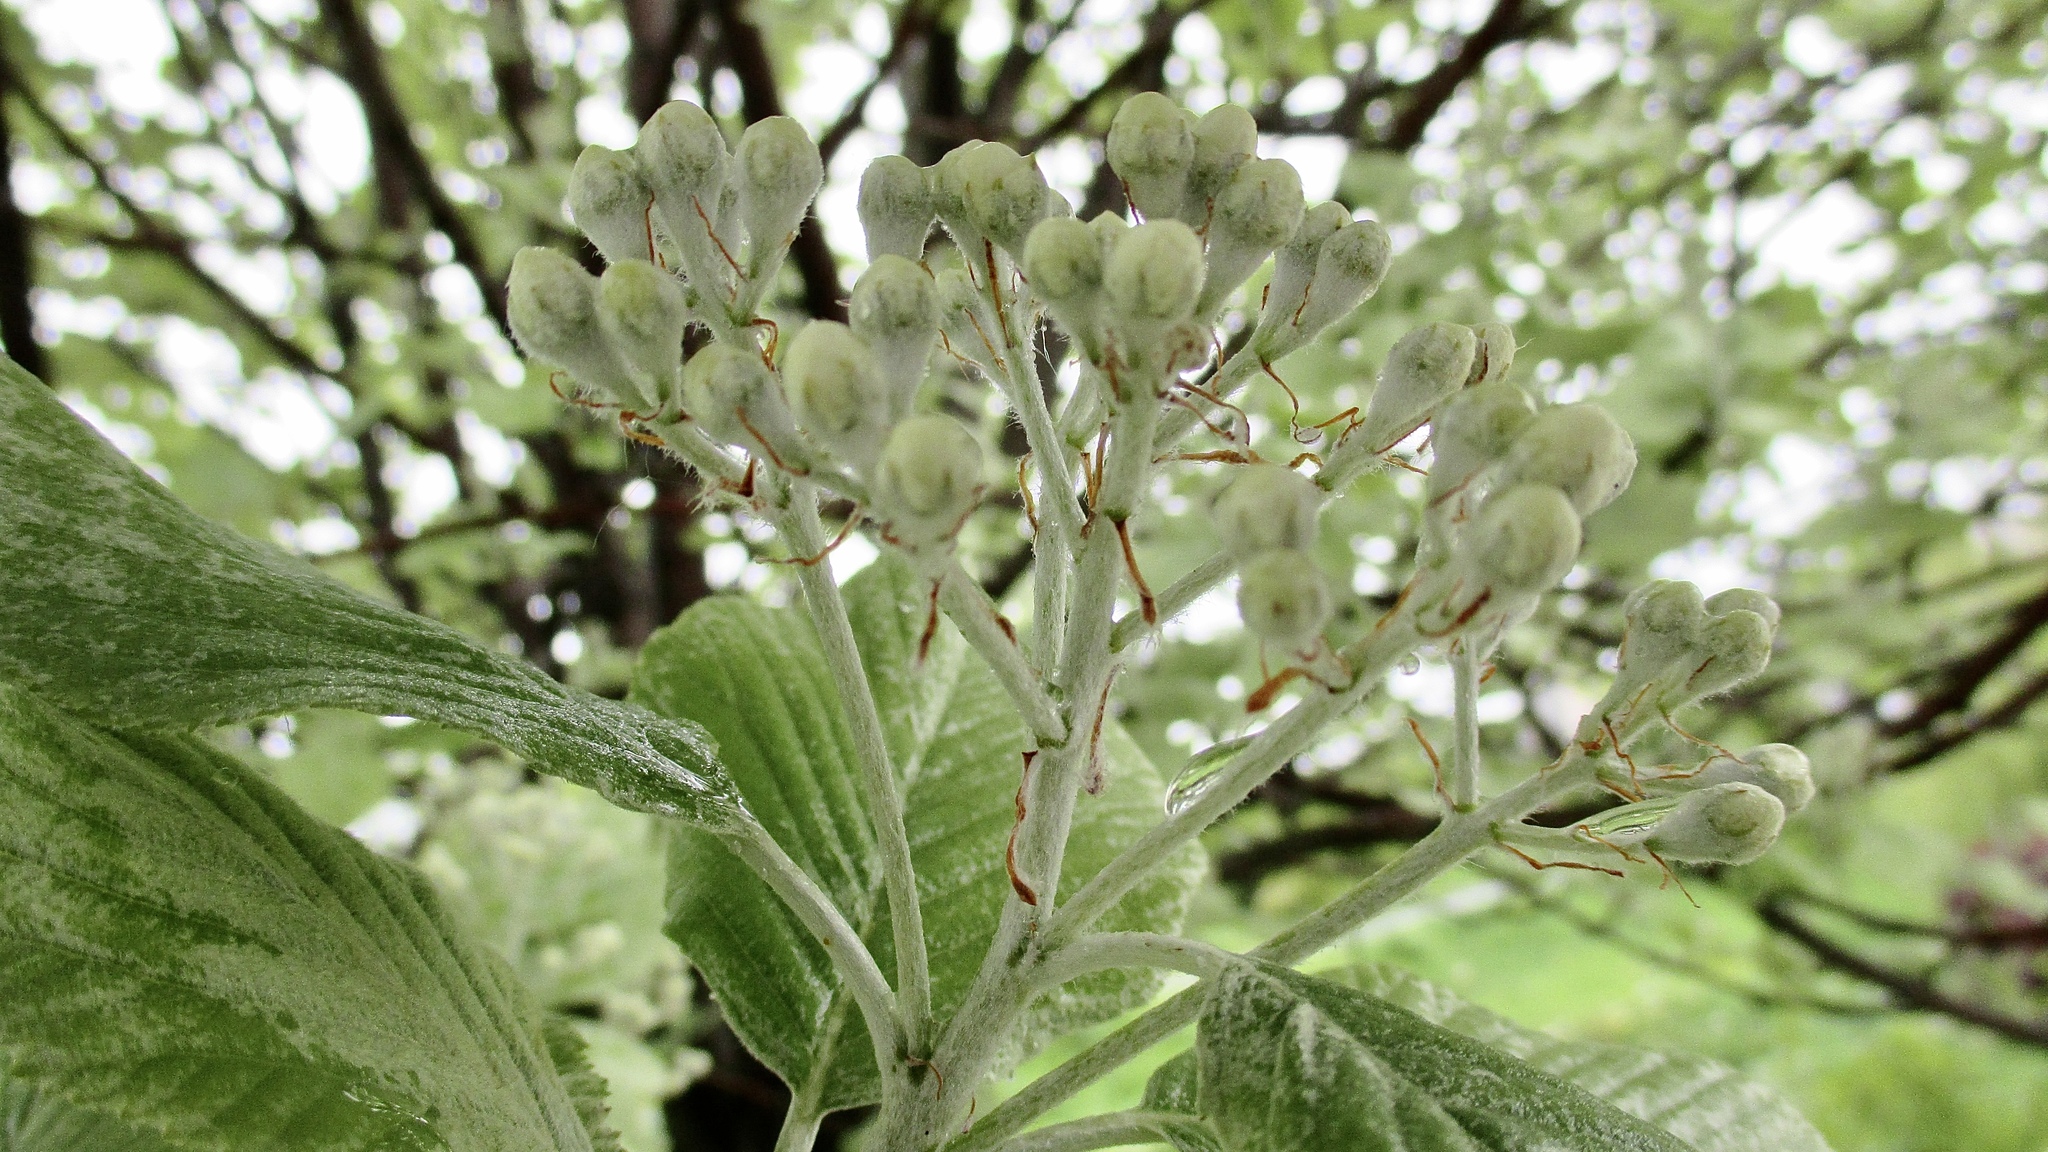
[0,686,605,1152]
[0,357,736,825]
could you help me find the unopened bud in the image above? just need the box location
[1104,220,1205,322]
[734,117,823,272]
[570,145,656,267]
[1674,608,1773,702]
[1686,744,1815,814]
[1237,549,1333,652]
[1107,92,1194,221]
[509,246,635,402]
[859,155,935,262]
[785,321,890,469]
[1260,201,1349,333]
[929,142,988,258]
[848,255,938,416]
[1704,587,1781,635]
[1261,217,1392,356]
[1465,483,1581,596]
[1213,463,1321,558]
[1500,403,1637,516]
[1197,158,1305,317]
[1426,380,1536,503]
[597,259,687,409]
[1184,103,1259,219]
[874,414,985,546]
[1350,322,1476,455]
[682,342,803,467]
[1645,782,1785,865]
[1618,579,1708,686]
[1466,322,1516,387]
[959,142,1059,259]
[637,100,727,229]
[935,267,1002,375]
[1024,216,1106,358]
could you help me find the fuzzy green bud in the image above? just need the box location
[1705,587,1782,635]
[1500,403,1637,516]
[1466,322,1516,387]
[1686,744,1815,814]
[1237,549,1333,653]
[1107,92,1194,221]
[785,321,890,468]
[1104,219,1206,322]
[734,117,823,268]
[1618,579,1709,687]
[682,342,804,468]
[1427,380,1537,503]
[934,266,1002,375]
[1644,782,1786,865]
[1197,158,1305,317]
[858,155,934,261]
[1024,215,1106,357]
[1674,608,1774,702]
[848,255,938,416]
[958,142,1059,259]
[1260,201,1349,330]
[569,145,656,267]
[1350,322,1477,455]
[1214,463,1321,559]
[509,246,635,402]
[1184,103,1259,219]
[637,100,727,226]
[1465,483,1582,596]
[874,414,985,546]
[596,259,687,409]
[929,142,988,258]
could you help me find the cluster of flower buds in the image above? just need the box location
[1587,579,1781,739]
[1212,464,1329,656]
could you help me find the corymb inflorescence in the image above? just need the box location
[508,90,1805,909]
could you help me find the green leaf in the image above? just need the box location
[1194,961,1692,1152]
[0,357,738,826]
[1345,966,1832,1152]
[635,556,1204,1109]
[3,1068,176,1151]
[542,1017,627,1152]
[0,685,606,1152]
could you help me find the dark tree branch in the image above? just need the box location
[624,0,703,123]
[1018,0,1221,152]
[1374,0,1550,152]
[351,428,425,613]
[0,54,44,380]
[1759,898,2048,1049]
[817,1,929,167]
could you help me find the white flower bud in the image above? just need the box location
[1644,782,1786,865]
[848,255,939,416]
[1237,549,1333,652]
[785,321,891,468]
[637,99,727,229]
[1213,463,1321,559]
[682,342,806,468]
[1104,219,1205,322]
[1704,587,1781,636]
[734,116,823,273]
[1499,403,1637,516]
[1024,216,1105,357]
[1682,744,1815,814]
[1426,380,1536,503]
[1196,158,1305,318]
[929,142,989,260]
[596,259,687,409]
[1350,322,1477,455]
[874,414,985,547]
[1183,103,1259,220]
[1617,579,1708,689]
[509,246,636,403]
[1259,201,1349,331]
[958,142,1060,259]
[1466,322,1516,387]
[1464,483,1581,596]
[1261,217,1392,356]
[935,266,1003,375]
[859,155,934,261]
[1673,608,1773,702]
[569,145,655,267]
[1107,92,1194,221]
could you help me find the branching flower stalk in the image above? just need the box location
[510,92,1814,1152]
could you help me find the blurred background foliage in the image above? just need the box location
[5,0,2048,1146]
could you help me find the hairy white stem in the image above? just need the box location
[1030,931,1236,993]
[779,486,934,1057]
[1450,644,1482,810]
[993,1110,1217,1152]
[939,563,1065,743]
